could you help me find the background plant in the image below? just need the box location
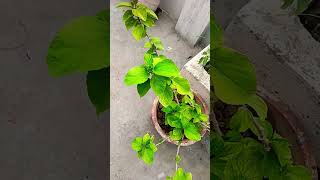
[211,14,312,180]
[117,1,209,179]
[47,10,109,115]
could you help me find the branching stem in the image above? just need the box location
[156,138,166,146]
[175,144,181,171]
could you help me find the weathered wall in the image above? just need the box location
[159,0,186,21]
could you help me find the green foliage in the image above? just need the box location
[281,0,313,14]
[131,133,158,165]
[211,15,312,180]
[163,97,208,142]
[166,168,192,180]
[86,68,109,115]
[47,10,109,76]
[46,10,109,114]
[199,48,210,71]
[211,46,257,105]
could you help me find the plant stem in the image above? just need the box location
[156,138,166,146]
[299,13,320,19]
[174,90,180,104]
[211,111,222,136]
[175,144,181,171]
[200,122,210,131]
[252,116,270,151]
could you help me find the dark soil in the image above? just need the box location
[157,103,173,134]
[212,100,239,134]
[299,0,320,42]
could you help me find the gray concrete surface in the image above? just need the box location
[159,0,186,21]
[0,0,108,179]
[110,0,209,179]
[175,0,210,47]
[224,0,320,165]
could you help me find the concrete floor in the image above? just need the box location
[110,0,209,179]
[0,0,108,179]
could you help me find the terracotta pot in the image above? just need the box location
[261,93,318,179]
[139,0,160,11]
[151,92,209,146]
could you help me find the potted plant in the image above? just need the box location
[117,0,210,179]
[210,14,318,179]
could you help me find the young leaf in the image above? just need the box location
[47,10,109,76]
[166,114,182,128]
[168,168,192,180]
[122,10,133,22]
[132,6,148,21]
[132,137,143,151]
[137,79,151,97]
[141,148,155,165]
[150,74,168,96]
[116,2,132,8]
[132,24,146,41]
[285,165,312,180]
[159,85,173,107]
[212,47,256,105]
[172,77,191,95]
[86,68,109,115]
[146,8,158,20]
[124,65,149,85]
[150,37,164,50]
[184,123,201,141]
[125,16,138,30]
[153,59,180,77]
[142,16,155,27]
[271,133,293,167]
[211,15,223,49]
[229,107,256,133]
[175,155,181,163]
[247,95,268,120]
[153,55,166,66]
[143,53,153,66]
[169,128,184,141]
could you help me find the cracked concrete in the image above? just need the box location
[110,0,209,179]
[0,0,108,179]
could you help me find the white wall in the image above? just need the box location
[159,0,186,21]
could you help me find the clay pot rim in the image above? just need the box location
[260,93,318,179]
[151,92,209,146]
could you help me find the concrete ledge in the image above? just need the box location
[181,45,210,106]
[225,0,320,164]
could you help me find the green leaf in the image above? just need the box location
[153,55,166,66]
[122,10,133,22]
[159,85,173,107]
[143,133,152,144]
[141,148,155,165]
[169,168,192,180]
[172,77,191,95]
[230,107,256,133]
[144,53,153,66]
[124,65,149,85]
[47,10,109,76]
[86,68,109,115]
[169,128,184,141]
[132,137,143,151]
[137,79,151,97]
[142,16,154,27]
[124,16,138,30]
[150,74,168,96]
[212,47,256,105]
[154,59,180,77]
[285,165,312,180]
[144,41,152,48]
[211,15,223,49]
[116,2,132,8]
[184,123,201,141]
[271,133,293,167]
[175,155,181,163]
[296,0,312,14]
[150,37,164,50]
[166,114,182,128]
[247,95,268,120]
[132,24,146,41]
[146,8,158,19]
[132,7,148,21]
[281,0,294,9]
